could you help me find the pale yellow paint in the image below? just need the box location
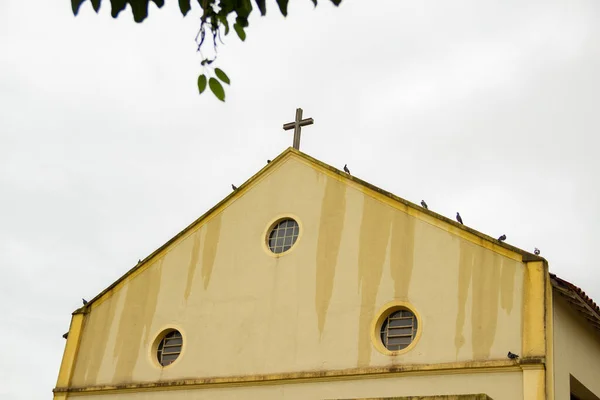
[553,294,600,399]
[522,366,545,400]
[58,151,531,398]
[545,276,555,400]
[56,313,84,387]
[315,176,346,336]
[61,371,524,399]
[522,261,546,358]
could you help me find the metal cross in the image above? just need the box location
[283,108,314,150]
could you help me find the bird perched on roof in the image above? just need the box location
[343,164,350,174]
[534,248,540,255]
[231,184,238,191]
[267,160,271,164]
[82,298,88,305]
[507,351,519,360]
[456,212,463,224]
[62,332,69,339]
[138,259,142,264]
[498,234,507,242]
[421,200,428,209]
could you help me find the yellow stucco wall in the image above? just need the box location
[69,371,523,399]
[64,153,527,396]
[553,295,600,398]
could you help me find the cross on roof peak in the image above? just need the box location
[283,108,314,150]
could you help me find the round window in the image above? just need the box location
[156,330,182,366]
[267,219,300,254]
[380,309,418,351]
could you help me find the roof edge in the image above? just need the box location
[79,147,546,313]
[550,273,600,333]
[77,147,297,313]
[294,148,544,264]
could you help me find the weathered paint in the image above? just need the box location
[544,276,554,400]
[357,196,393,367]
[59,369,524,399]
[553,295,600,398]
[56,150,533,399]
[183,229,202,301]
[315,177,346,336]
[522,261,546,358]
[55,313,84,388]
[522,366,545,400]
[389,212,415,301]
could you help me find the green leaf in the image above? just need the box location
[109,0,127,18]
[254,0,266,15]
[276,0,288,16]
[197,74,207,94]
[178,0,191,15]
[91,0,101,12]
[71,0,86,15]
[215,68,230,85]
[209,78,226,101]
[233,23,246,41]
[130,0,149,22]
[218,15,230,35]
[330,0,342,5]
[311,0,317,5]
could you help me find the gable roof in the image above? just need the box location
[78,148,597,330]
[550,273,600,333]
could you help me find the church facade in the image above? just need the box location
[54,148,600,400]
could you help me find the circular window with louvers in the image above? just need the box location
[267,218,300,254]
[380,309,418,351]
[156,330,183,367]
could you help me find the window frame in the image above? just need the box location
[371,301,422,356]
[265,217,301,255]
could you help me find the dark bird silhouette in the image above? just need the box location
[507,351,519,359]
[267,160,271,164]
[231,184,238,191]
[343,164,350,174]
[534,248,540,255]
[82,298,88,305]
[138,259,142,264]
[62,332,69,339]
[456,212,463,225]
[421,200,428,209]
[498,234,507,242]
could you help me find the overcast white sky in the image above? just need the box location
[1,0,600,398]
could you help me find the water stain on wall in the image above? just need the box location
[455,240,478,356]
[112,258,163,383]
[500,259,517,315]
[357,196,393,367]
[183,229,203,301]
[74,294,119,385]
[471,251,501,359]
[315,178,346,337]
[389,212,415,300]
[201,214,222,289]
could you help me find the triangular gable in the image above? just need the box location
[78,147,544,314]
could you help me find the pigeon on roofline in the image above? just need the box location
[343,164,350,174]
[231,184,238,191]
[507,351,519,359]
[62,332,69,339]
[534,248,541,255]
[456,212,463,225]
[82,298,88,305]
[421,200,428,209]
[267,160,271,163]
[498,234,507,242]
